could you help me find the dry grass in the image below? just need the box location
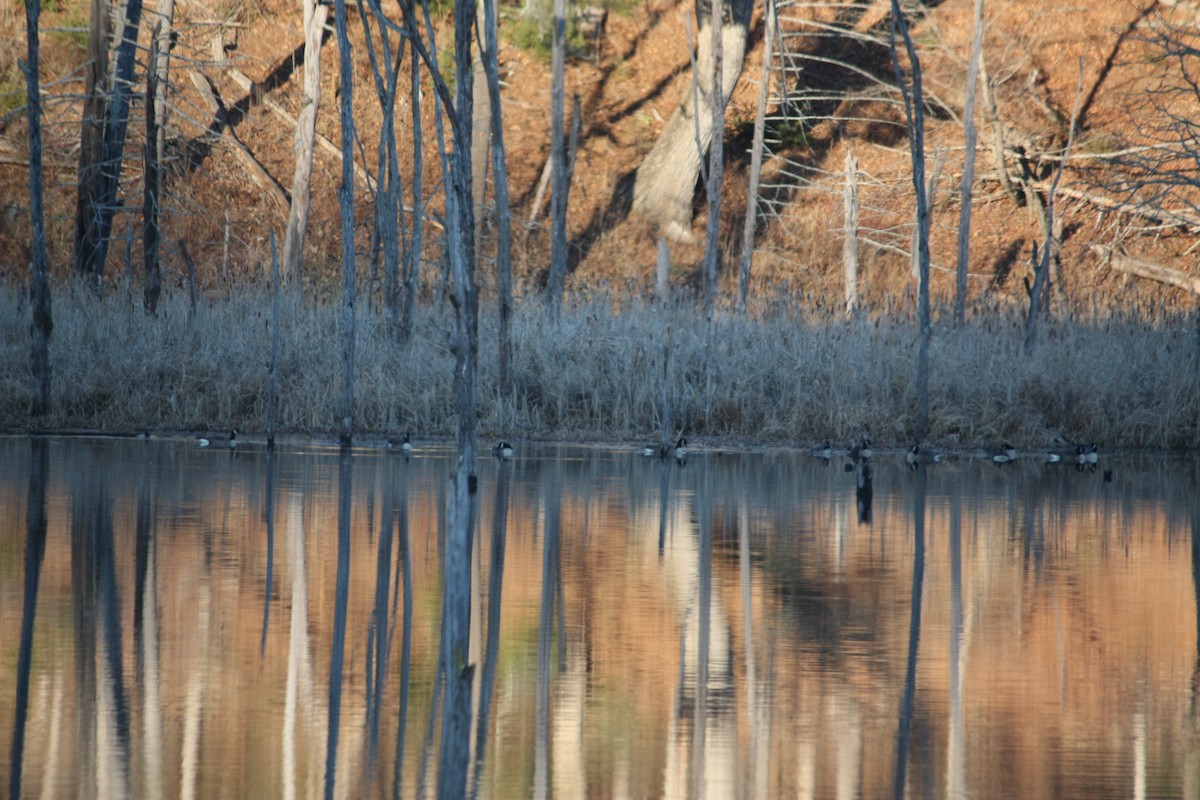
[1,280,1197,450]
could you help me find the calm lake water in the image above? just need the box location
[2,436,1199,799]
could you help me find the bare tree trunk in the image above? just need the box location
[632,0,753,244]
[480,0,514,400]
[472,6,491,259]
[415,0,480,791]
[143,28,162,315]
[1024,60,1083,353]
[843,151,859,316]
[282,0,329,289]
[402,26,425,346]
[24,0,52,417]
[268,230,281,449]
[701,0,726,318]
[978,49,1022,208]
[72,0,110,286]
[738,0,775,311]
[911,149,942,283]
[655,236,671,303]
[358,0,406,335]
[152,0,173,173]
[890,0,932,443]
[546,0,568,314]
[72,0,144,286]
[333,0,356,445]
[954,0,984,326]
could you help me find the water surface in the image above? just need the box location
[2,436,1198,799]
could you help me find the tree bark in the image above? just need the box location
[701,0,726,317]
[480,0,515,399]
[357,0,406,334]
[843,151,859,315]
[333,0,356,445]
[890,0,931,443]
[72,0,110,285]
[954,0,984,326]
[632,0,753,244]
[738,0,775,310]
[282,0,329,289]
[24,0,52,417]
[402,28,424,346]
[546,0,568,313]
[422,0,480,792]
[143,28,161,315]
[72,0,144,286]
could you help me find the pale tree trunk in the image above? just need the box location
[737,0,775,310]
[954,0,983,326]
[546,0,568,313]
[656,236,671,302]
[480,0,514,400]
[632,0,753,244]
[701,0,725,317]
[144,0,173,312]
[843,152,859,315]
[25,0,52,416]
[283,0,329,289]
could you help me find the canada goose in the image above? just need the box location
[1083,443,1099,464]
[991,443,1017,464]
[642,443,661,457]
[199,429,237,449]
[388,432,414,454]
[673,437,688,461]
[811,441,834,460]
[850,437,873,462]
[494,440,515,460]
[906,444,941,466]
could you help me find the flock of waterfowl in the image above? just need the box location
[192,429,1103,475]
[808,438,1103,472]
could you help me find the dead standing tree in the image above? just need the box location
[890,0,932,443]
[24,0,52,416]
[332,0,358,446]
[283,0,330,288]
[408,0,480,793]
[73,0,146,286]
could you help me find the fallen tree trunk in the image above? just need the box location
[1093,244,1200,294]
[226,66,372,189]
[189,69,289,211]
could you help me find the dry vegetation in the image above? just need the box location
[2,280,1196,449]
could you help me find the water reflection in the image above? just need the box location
[2,437,1199,799]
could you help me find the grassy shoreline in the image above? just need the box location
[3,282,1198,451]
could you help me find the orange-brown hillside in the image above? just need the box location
[1,0,1197,311]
